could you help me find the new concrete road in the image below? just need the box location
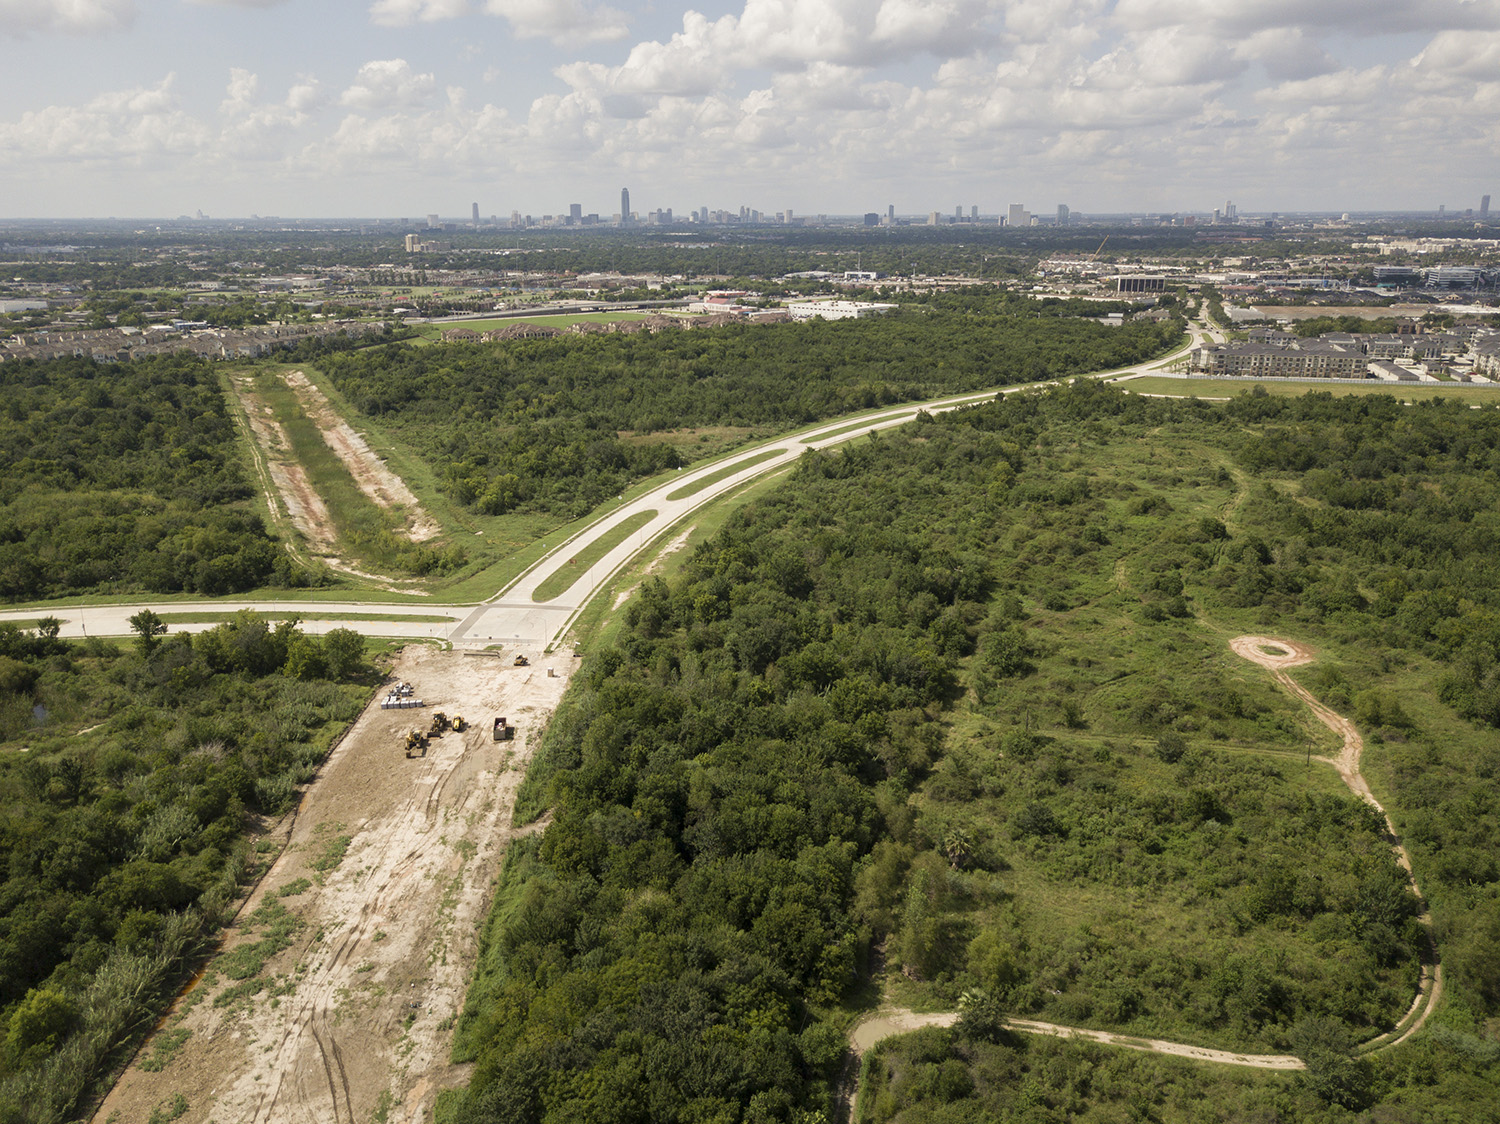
[0,334,1199,651]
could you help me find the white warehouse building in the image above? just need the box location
[784,299,897,321]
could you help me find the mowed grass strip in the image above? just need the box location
[800,417,912,444]
[154,611,457,625]
[254,373,415,570]
[532,511,658,603]
[1121,375,1500,404]
[418,311,651,338]
[666,450,786,500]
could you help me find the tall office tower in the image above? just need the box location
[955,204,963,222]
[1439,204,1447,216]
[620,188,630,224]
[426,213,440,228]
[928,211,941,226]
[971,205,979,221]
[471,202,479,226]
[1006,203,1028,228]
[887,203,895,224]
[1057,204,1070,226]
[404,234,419,252]
[1483,195,1492,216]
[569,203,582,223]
[1224,200,1237,221]
[786,207,794,223]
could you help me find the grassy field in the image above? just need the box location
[153,611,457,624]
[1119,374,1500,404]
[415,311,653,339]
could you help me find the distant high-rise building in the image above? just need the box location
[404,234,419,252]
[955,204,963,222]
[1483,194,1492,216]
[620,188,630,225]
[569,203,582,223]
[1057,204,1070,226]
[1006,203,1028,228]
[786,208,794,224]
[1224,200,1237,222]
[887,203,895,225]
[971,205,979,221]
[426,213,440,228]
[1439,204,1447,216]
[471,202,479,226]
[928,211,941,226]
[864,212,879,227]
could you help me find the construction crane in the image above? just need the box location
[1088,235,1110,261]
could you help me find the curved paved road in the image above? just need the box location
[1,331,1199,649]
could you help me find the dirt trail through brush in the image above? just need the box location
[93,646,573,1124]
[845,635,1443,1094]
[282,370,440,543]
[1228,636,1442,1046]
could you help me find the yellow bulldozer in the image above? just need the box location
[404,729,429,758]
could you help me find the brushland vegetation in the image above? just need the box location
[0,611,372,1123]
[452,382,1500,1123]
[0,355,306,602]
[314,293,1183,523]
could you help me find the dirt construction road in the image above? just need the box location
[93,645,573,1124]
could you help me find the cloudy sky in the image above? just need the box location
[1,0,1497,219]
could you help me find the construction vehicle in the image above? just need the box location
[451,715,467,733]
[429,711,450,736]
[513,654,529,667]
[493,717,514,742]
[404,729,429,758]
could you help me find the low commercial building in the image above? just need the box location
[784,299,897,321]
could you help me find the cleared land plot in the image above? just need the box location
[417,312,651,338]
[281,370,439,543]
[92,645,574,1124]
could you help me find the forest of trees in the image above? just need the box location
[0,354,302,601]
[318,299,1182,520]
[0,612,369,1123]
[452,382,1500,1122]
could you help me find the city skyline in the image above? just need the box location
[2,1,1499,218]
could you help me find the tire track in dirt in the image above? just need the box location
[95,648,574,1124]
[281,370,439,543]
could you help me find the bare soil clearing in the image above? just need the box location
[282,370,440,543]
[92,645,573,1124]
[228,375,427,592]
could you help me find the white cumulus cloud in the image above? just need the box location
[483,0,629,43]
[339,59,438,110]
[369,0,468,27]
[0,0,135,36]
